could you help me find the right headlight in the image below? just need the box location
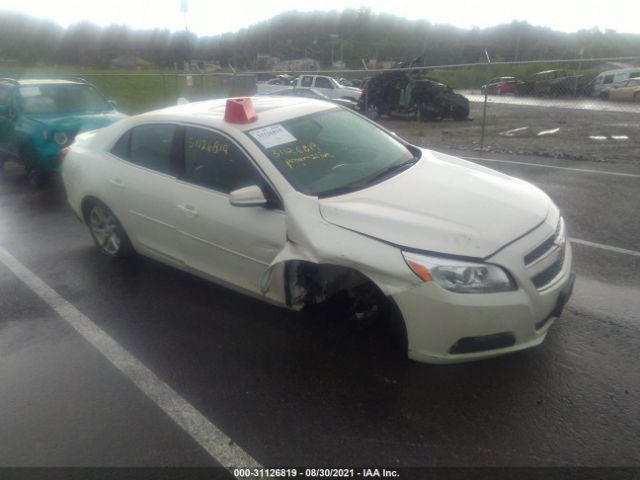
[402,251,517,294]
[53,131,69,145]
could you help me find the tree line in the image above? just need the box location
[1,8,639,70]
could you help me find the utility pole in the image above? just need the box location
[180,0,190,71]
[480,50,491,152]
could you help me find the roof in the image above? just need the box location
[144,96,337,132]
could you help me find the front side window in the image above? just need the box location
[603,75,615,85]
[183,127,263,193]
[114,124,176,174]
[19,84,111,114]
[247,109,416,197]
[314,77,333,89]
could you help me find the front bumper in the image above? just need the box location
[392,218,574,364]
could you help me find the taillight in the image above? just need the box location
[59,147,71,163]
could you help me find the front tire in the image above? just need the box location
[85,201,133,257]
[20,146,50,188]
[27,168,50,188]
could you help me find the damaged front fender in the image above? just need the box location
[259,193,421,308]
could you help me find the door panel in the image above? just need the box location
[175,126,286,293]
[0,86,16,157]
[176,182,285,292]
[105,124,182,264]
[107,159,182,264]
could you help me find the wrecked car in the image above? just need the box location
[359,60,469,121]
[0,77,126,187]
[62,96,574,364]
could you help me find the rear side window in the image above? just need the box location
[301,76,313,87]
[183,127,264,193]
[112,124,177,174]
[603,75,615,84]
[111,131,130,159]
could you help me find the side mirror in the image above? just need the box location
[229,185,268,207]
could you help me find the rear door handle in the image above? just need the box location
[177,204,199,218]
[109,178,125,189]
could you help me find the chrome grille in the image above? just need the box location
[531,248,565,289]
[524,218,562,266]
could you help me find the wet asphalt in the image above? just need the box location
[0,151,639,469]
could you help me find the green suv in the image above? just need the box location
[0,78,126,186]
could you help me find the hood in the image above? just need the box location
[25,110,126,133]
[318,150,552,259]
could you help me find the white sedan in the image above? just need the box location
[62,96,574,364]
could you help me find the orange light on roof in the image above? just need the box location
[224,98,258,124]
[406,260,433,282]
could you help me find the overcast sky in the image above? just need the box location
[2,0,637,36]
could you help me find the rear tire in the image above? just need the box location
[85,200,133,258]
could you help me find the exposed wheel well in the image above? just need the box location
[283,260,408,354]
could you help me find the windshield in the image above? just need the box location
[247,109,416,196]
[19,84,111,114]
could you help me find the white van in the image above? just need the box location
[591,67,640,97]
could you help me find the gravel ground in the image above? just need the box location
[380,101,640,165]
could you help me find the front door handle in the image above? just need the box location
[177,204,199,218]
[109,178,125,189]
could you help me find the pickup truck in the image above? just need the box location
[257,74,362,101]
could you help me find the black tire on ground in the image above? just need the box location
[365,103,381,120]
[634,92,640,103]
[27,169,50,188]
[19,145,50,188]
[452,104,470,121]
[84,200,134,258]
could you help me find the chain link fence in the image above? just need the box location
[7,56,639,164]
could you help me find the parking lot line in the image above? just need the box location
[0,245,261,473]
[462,156,640,178]
[570,238,640,257]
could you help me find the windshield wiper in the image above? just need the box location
[317,155,419,198]
[356,156,419,187]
